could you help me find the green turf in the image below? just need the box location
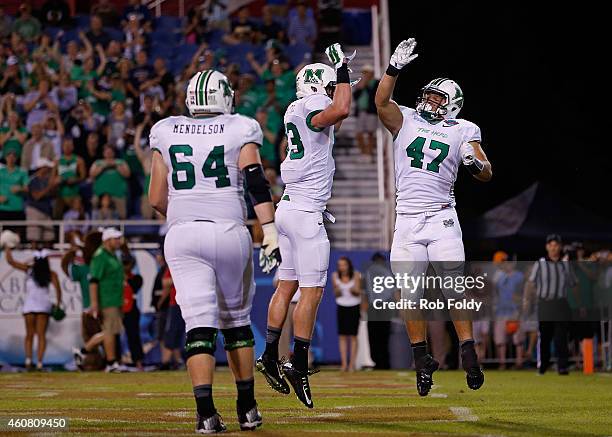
[1,369,611,436]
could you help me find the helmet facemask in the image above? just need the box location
[416,78,464,121]
[325,81,336,99]
[416,89,448,121]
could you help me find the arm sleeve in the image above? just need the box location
[462,121,482,143]
[89,256,104,281]
[304,94,331,114]
[243,117,264,147]
[149,122,162,154]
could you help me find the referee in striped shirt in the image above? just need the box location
[525,234,577,375]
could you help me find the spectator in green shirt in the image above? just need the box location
[11,4,41,42]
[0,149,29,238]
[254,80,284,166]
[0,110,28,161]
[260,57,297,107]
[235,74,265,118]
[89,145,131,218]
[89,227,125,372]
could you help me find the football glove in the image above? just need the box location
[390,38,419,70]
[325,43,356,70]
[259,222,281,274]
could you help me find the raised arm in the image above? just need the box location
[375,74,403,137]
[4,246,30,272]
[375,38,419,137]
[310,44,353,131]
[239,141,281,273]
[133,123,147,164]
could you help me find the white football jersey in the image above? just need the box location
[393,107,481,214]
[280,93,335,212]
[150,114,263,227]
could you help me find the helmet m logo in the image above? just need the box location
[304,68,324,84]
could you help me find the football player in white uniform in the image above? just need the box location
[148,69,281,433]
[256,43,354,408]
[375,39,492,396]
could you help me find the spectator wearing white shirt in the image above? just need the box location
[21,123,56,174]
[332,257,363,372]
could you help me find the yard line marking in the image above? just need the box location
[450,406,479,422]
[312,412,343,418]
[36,391,59,397]
[430,393,448,398]
[165,411,191,418]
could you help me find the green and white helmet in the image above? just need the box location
[416,78,464,120]
[185,69,234,116]
[296,63,336,99]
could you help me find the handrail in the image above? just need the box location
[371,4,385,203]
[1,199,392,250]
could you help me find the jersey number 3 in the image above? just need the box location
[285,122,304,160]
[406,137,450,173]
[169,144,230,190]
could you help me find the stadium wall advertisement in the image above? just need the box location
[0,249,382,366]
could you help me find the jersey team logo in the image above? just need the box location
[442,120,459,127]
[443,218,455,228]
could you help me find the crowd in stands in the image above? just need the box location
[1,0,329,233]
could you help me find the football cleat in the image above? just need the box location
[281,360,314,408]
[415,355,439,397]
[196,412,227,434]
[461,343,484,390]
[465,367,485,390]
[237,403,263,431]
[256,355,290,394]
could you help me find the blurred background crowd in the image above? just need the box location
[0,0,351,233]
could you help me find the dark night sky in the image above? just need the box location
[387,1,610,223]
